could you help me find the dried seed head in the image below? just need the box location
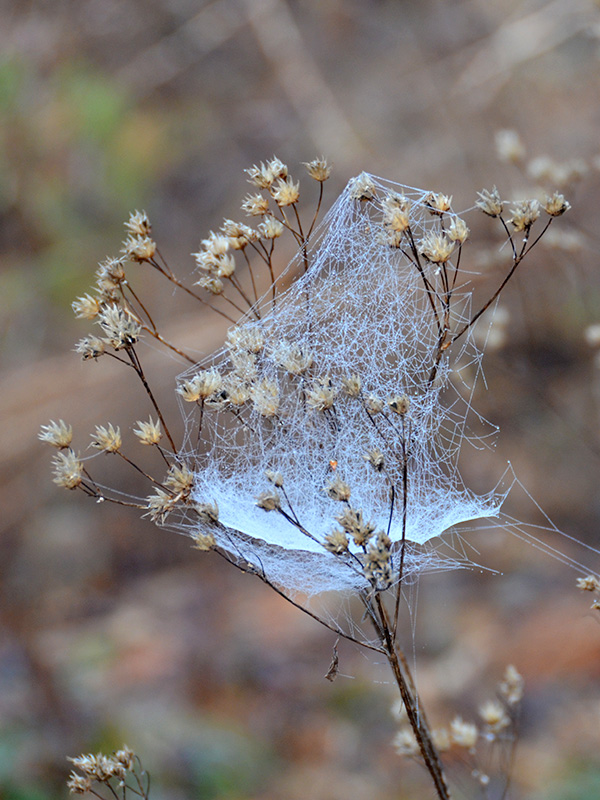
[265,470,284,487]
[125,210,151,237]
[256,490,281,511]
[114,747,135,771]
[72,293,102,320]
[388,394,410,415]
[577,574,600,592]
[336,507,375,546]
[419,232,455,264]
[67,772,92,794]
[228,325,264,354]
[425,192,453,215]
[476,186,503,217]
[90,423,122,453]
[245,161,278,189]
[122,234,156,262]
[450,717,478,749]
[447,216,469,244]
[363,448,385,472]
[324,528,349,554]
[191,531,216,550]
[146,488,177,523]
[252,379,280,417]
[97,307,142,350]
[195,275,224,295]
[498,664,524,706]
[324,476,351,502]
[52,451,84,490]
[495,129,525,164]
[258,217,285,239]
[307,377,337,411]
[39,420,73,449]
[304,157,331,182]
[195,502,219,524]
[509,199,540,232]
[364,395,384,414]
[133,416,162,446]
[177,369,223,402]
[75,336,106,360]
[349,172,376,201]
[432,728,451,752]
[341,374,361,398]
[164,463,194,496]
[272,176,300,207]
[479,700,510,733]
[272,341,313,374]
[96,256,126,284]
[393,727,420,757]
[242,193,270,216]
[543,191,571,217]
[221,219,257,249]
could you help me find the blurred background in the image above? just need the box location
[2,0,600,797]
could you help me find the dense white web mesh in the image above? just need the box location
[177,174,503,596]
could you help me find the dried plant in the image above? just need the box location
[43,157,591,799]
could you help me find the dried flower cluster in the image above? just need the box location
[67,746,148,799]
[44,159,580,800]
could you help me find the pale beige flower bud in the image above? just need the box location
[303,157,331,182]
[52,451,84,490]
[39,420,73,449]
[272,176,300,207]
[90,423,122,453]
[133,416,162,446]
[476,186,503,217]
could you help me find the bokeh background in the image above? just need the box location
[3,0,600,797]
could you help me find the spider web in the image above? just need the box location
[174,173,508,596]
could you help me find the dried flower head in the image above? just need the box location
[336,507,375,546]
[39,419,73,449]
[164,463,194,496]
[425,192,453,215]
[272,176,300,207]
[499,664,524,706]
[447,217,469,244]
[272,342,313,374]
[90,423,122,453]
[324,476,351,502]
[256,490,281,511]
[307,377,337,411]
[146,488,177,523]
[495,129,525,164]
[363,448,385,472]
[476,186,503,217]
[450,716,478,749]
[419,232,455,264]
[258,217,284,239]
[75,336,106,360]
[324,528,349,554]
[479,700,510,733]
[191,531,216,550]
[509,199,540,232]
[133,416,162,446]
[125,210,151,237]
[252,379,280,417]
[242,193,270,216]
[341,374,361,398]
[52,451,84,490]
[543,191,571,217]
[195,502,219,524]
[72,293,102,320]
[265,470,284,487]
[388,394,410,415]
[221,219,257,249]
[177,370,223,403]
[98,307,142,350]
[66,771,92,794]
[576,574,600,592]
[123,234,156,262]
[228,325,264,354]
[304,157,331,182]
[349,172,376,201]
[393,727,420,756]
